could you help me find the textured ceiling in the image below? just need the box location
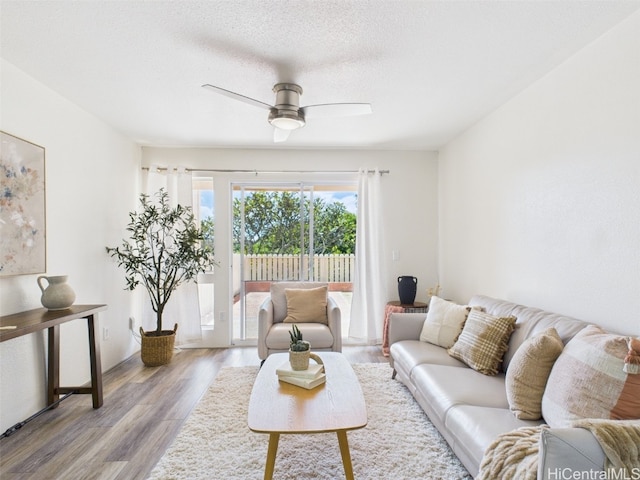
[2,1,639,150]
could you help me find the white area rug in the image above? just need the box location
[148,363,472,479]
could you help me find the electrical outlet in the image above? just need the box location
[219,311,226,322]
[103,327,109,341]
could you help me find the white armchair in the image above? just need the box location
[257,282,342,362]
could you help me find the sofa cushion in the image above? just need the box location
[412,364,510,425]
[505,327,564,420]
[445,405,542,475]
[448,310,517,375]
[469,295,587,371]
[390,340,467,381]
[419,296,471,348]
[541,325,640,427]
[283,286,328,324]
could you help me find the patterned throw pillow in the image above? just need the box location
[505,328,564,420]
[448,310,517,375]
[419,296,471,348]
[541,325,640,427]
[283,286,328,324]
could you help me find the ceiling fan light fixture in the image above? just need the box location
[204,81,370,142]
[268,111,305,130]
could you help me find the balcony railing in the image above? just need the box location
[243,253,355,282]
[199,254,355,330]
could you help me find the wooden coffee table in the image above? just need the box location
[248,352,367,480]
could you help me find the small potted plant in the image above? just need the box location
[106,189,216,366]
[289,324,311,370]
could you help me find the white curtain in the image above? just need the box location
[349,168,387,344]
[141,166,202,345]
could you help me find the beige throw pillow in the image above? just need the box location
[505,327,564,420]
[283,286,328,324]
[420,296,471,348]
[541,325,640,427]
[448,310,516,375]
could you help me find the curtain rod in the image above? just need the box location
[141,167,389,175]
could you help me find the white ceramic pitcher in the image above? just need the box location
[37,275,76,310]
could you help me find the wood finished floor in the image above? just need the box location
[0,346,388,480]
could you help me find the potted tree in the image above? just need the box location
[106,189,216,366]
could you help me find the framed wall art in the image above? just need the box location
[0,131,46,276]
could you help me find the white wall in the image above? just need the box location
[142,147,439,345]
[0,60,142,432]
[438,11,640,335]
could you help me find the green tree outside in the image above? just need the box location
[199,191,357,255]
[227,191,356,255]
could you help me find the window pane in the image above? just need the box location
[193,177,215,326]
[232,182,355,342]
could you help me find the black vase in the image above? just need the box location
[398,276,417,305]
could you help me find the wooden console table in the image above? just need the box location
[0,305,107,410]
[382,301,429,356]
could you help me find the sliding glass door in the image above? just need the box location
[232,182,356,344]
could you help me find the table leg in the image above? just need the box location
[86,314,103,408]
[264,433,279,480]
[47,325,60,407]
[337,430,355,480]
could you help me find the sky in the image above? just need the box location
[313,191,357,214]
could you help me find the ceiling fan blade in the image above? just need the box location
[202,84,273,110]
[301,103,372,119]
[273,128,291,143]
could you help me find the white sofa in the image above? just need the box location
[388,295,612,478]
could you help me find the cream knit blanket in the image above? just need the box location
[477,420,640,480]
[476,426,541,480]
[573,419,640,474]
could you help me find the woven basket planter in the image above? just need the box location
[289,349,310,371]
[289,349,324,371]
[140,324,178,367]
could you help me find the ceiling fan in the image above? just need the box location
[202,83,372,143]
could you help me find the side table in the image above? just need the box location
[382,301,429,356]
[1,305,107,437]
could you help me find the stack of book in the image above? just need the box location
[276,361,326,389]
